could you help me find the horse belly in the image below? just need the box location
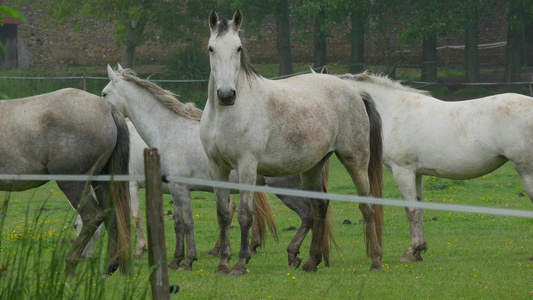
[417,153,508,180]
[0,180,48,191]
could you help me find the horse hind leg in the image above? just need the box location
[59,181,104,276]
[342,159,383,271]
[510,161,533,260]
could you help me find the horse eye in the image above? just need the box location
[208,46,213,52]
[237,46,242,53]
[101,92,107,98]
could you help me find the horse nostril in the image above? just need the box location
[232,90,236,98]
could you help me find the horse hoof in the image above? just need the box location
[178,262,193,271]
[168,260,181,270]
[107,263,119,275]
[401,252,423,262]
[215,264,230,275]
[369,262,383,271]
[288,257,302,269]
[228,263,249,276]
[301,261,318,272]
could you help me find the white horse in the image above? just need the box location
[0,88,131,276]
[102,65,335,271]
[201,10,384,275]
[340,71,533,261]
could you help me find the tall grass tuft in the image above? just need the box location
[0,185,150,299]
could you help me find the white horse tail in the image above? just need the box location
[109,107,132,274]
[361,91,384,251]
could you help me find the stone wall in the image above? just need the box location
[3,2,509,71]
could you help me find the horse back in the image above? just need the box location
[0,89,120,183]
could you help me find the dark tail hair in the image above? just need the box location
[320,160,338,267]
[109,108,132,273]
[361,92,384,254]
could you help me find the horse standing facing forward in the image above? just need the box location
[200,10,384,275]
[0,88,131,276]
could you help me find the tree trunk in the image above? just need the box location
[504,0,523,82]
[275,0,293,76]
[121,17,148,69]
[313,9,327,70]
[465,19,480,83]
[122,42,136,69]
[524,22,533,67]
[349,10,365,73]
[421,35,437,82]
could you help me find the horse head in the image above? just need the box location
[208,10,243,106]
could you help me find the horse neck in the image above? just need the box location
[356,81,408,117]
[125,86,196,149]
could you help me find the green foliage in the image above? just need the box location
[166,42,210,82]
[155,42,211,108]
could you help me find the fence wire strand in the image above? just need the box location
[1,173,532,218]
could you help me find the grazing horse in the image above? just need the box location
[103,65,335,271]
[341,71,533,261]
[0,88,131,276]
[200,10,383,275]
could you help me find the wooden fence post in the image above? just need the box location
[144,148,170,300]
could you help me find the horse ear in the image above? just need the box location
[107,64,120,83]
[209,9,218,31]
[117,63,124,71]
[232,10,243,30]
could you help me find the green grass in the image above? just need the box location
[1,157,532,299]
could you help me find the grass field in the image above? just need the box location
[1,157,532,299]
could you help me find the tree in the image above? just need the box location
[400,0,451,82]
[450,0,491,83]
[32,0,187,68]
[292,0,342,70]
[504,0,533,82]
[226,0,294,76]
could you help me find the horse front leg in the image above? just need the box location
[228,164,258,276]
[130,181,148,259]
[168,184,196,271]
[208,163,233,275]
[392,167,427,262]
[208,195,236,256]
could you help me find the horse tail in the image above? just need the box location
[253,192,278,247]
[109,108,132,273]
[361,91,384,253]
[320,160,338,267]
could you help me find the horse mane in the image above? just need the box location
[115,68,203,121]
[217,18,259,79]
[339,71,432,96]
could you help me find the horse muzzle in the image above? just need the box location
[217,89,236,106]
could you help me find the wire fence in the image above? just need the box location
[1,172,532,219]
